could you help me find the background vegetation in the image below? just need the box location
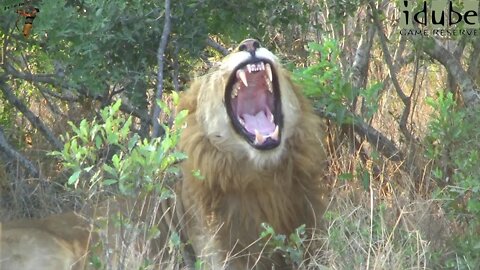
[1,0,480,269]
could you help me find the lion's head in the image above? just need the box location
[193,39,302,166]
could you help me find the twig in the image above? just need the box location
[0,126,39,177]
[370,2,413,141]
[151,0,171,138]
[206,37,229,56]
[370,2,408,104]
[37,84,79,102]
[171,38,180,92]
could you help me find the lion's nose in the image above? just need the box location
[238,39,261,57]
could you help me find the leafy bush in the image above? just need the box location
[51,96,187,194]
[50,96,188,269]
[293,40,381,124]
[259,223,307,266]
[425,92,480,268]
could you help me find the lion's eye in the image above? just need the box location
[253,41,260,49]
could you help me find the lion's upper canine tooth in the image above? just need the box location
[254,129,266,145]
[265,63,273,82]
[270,125,279,141]
[237,69,248,87]
[266,78,273,93]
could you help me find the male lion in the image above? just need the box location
[178,39,329,269]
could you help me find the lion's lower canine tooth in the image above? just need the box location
[237,69,248,87]
[265,63,272,82]
[271,125,279,141]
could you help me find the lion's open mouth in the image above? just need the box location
[225,59,283,150]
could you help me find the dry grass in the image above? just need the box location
[0,126,455,270]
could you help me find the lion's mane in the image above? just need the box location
[178,45,329,269]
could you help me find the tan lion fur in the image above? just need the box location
[0,212,91,270]
[178,46,329,269]
[0,194,186,270]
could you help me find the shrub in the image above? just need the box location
[425,91,480,268]
[50,95,189,269]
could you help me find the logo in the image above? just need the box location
[2,0,40,38]
[399,0,480,37]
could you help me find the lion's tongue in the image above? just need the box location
[242,111,275,135]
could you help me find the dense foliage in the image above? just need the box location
[1,0,480,268]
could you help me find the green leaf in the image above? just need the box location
[103,164,117,177]
[79,119,89,139]
[120,116,132,138]
[169,231,181,251]
[68,121,81,136]
[112,154,121,169]
[169,151,188,162]
[67,170,81,186]
[175,110,189,127]
[192,170,205,180]
[110,99,122,114]
[128,134,140,151]
[148,226,161,241]
[95,135,103,149]
[338,173,354,181]
[107,132,119,145]
[171,91,180,105]
[103,179,118,186]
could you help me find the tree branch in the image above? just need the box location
[447,37,467,93]
[0,80,63,150]
[4,70,150,127]
[0,126,39,178]
[4,62,59,85]
[351,23,375,114]
[370,2,413,141]
[351,25,375,92]
[370,3,409,104]
[206,37,229,56]
[151,0,171,138]
[467,37,480,79]
[412,35,480,107]
[316,109,403,161]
